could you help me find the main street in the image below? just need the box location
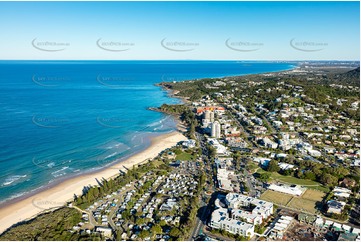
[189,131,216,241]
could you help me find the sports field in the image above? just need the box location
[260,190,293,206]
[260,189,325,213]
[287,197,318,213]
[301,189,326,202]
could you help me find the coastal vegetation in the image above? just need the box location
[0,207,99,241]
[0,142,205,241]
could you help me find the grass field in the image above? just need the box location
[260,190,293,206]
[301,189,326,202]
[255,168,329,192]
[260,188,325,214]
[175,151,195,161]
[287,197,320,214]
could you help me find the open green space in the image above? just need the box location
[255,168,329,192]
[260,190,293,206]
[301,189,326,202]
[260,188,325,214]
[175,151,195,161]
[288,197,319,214]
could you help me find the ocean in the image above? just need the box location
[0,60,294,203]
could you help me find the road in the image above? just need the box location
[203,229,233,241]
[223,105,260,149]
[189,131,215,241]
[72,205,96,228]
[261,115,276,134]
[188,199,208,241]
[83,183,135,239]
[243,168,257,197]
[189,104,263,239]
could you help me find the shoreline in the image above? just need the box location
[0,129,167,208]
[0,130,186,234]
[0,64,297,234]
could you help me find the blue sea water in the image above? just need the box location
[0,60,294,203]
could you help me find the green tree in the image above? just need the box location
[259,173,270,182]
[267,160,280,173]
[208,145,217,159]
[320,174,338,186]
[93,187,99,198]
[116,230,122,241]
[139,230,150,239]
[169,227,181,238]
[304,171,316,181]
[151,224,162,235]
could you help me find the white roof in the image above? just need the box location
[278,219,291,225]
[315,217,324,225]
[268,184,303,196]
[334,192,351,198]
[273,225,286,232]
[211,208,254,231]
[325,220,333,226]
[281,216,294,221]
[232,209,258,220]
[225,193,273,212]
[342,224,351,231]
[333,222,342,228]
[276,222,288,229]
[333,186,352,194]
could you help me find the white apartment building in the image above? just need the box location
[226,193,273,220]
[210,207,255,238]
[211,121,221,138]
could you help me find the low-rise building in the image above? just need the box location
[333,186,352,199]
[278,162,295,170]
[96,226,113,238]
[259,137,278,149]
[268,184,303,196]
[182,139,196,148]
[269,216,293,239]
[327,200,346,214]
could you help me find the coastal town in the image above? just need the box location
[0,64,359,241]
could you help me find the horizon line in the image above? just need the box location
[0,59,359,62]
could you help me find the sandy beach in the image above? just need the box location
[0,131,186,234]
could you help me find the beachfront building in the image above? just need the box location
[182,139,196,148]
[202,110,215,128]
[204,110,215,122]
[196,106,225,115]
[210,207,255,238]
[211,121,221,138]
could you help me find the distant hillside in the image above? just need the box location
[331,67,360,86]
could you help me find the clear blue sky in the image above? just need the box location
[0,1,359,60]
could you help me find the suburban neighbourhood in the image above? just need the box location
[0,64,359,241]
